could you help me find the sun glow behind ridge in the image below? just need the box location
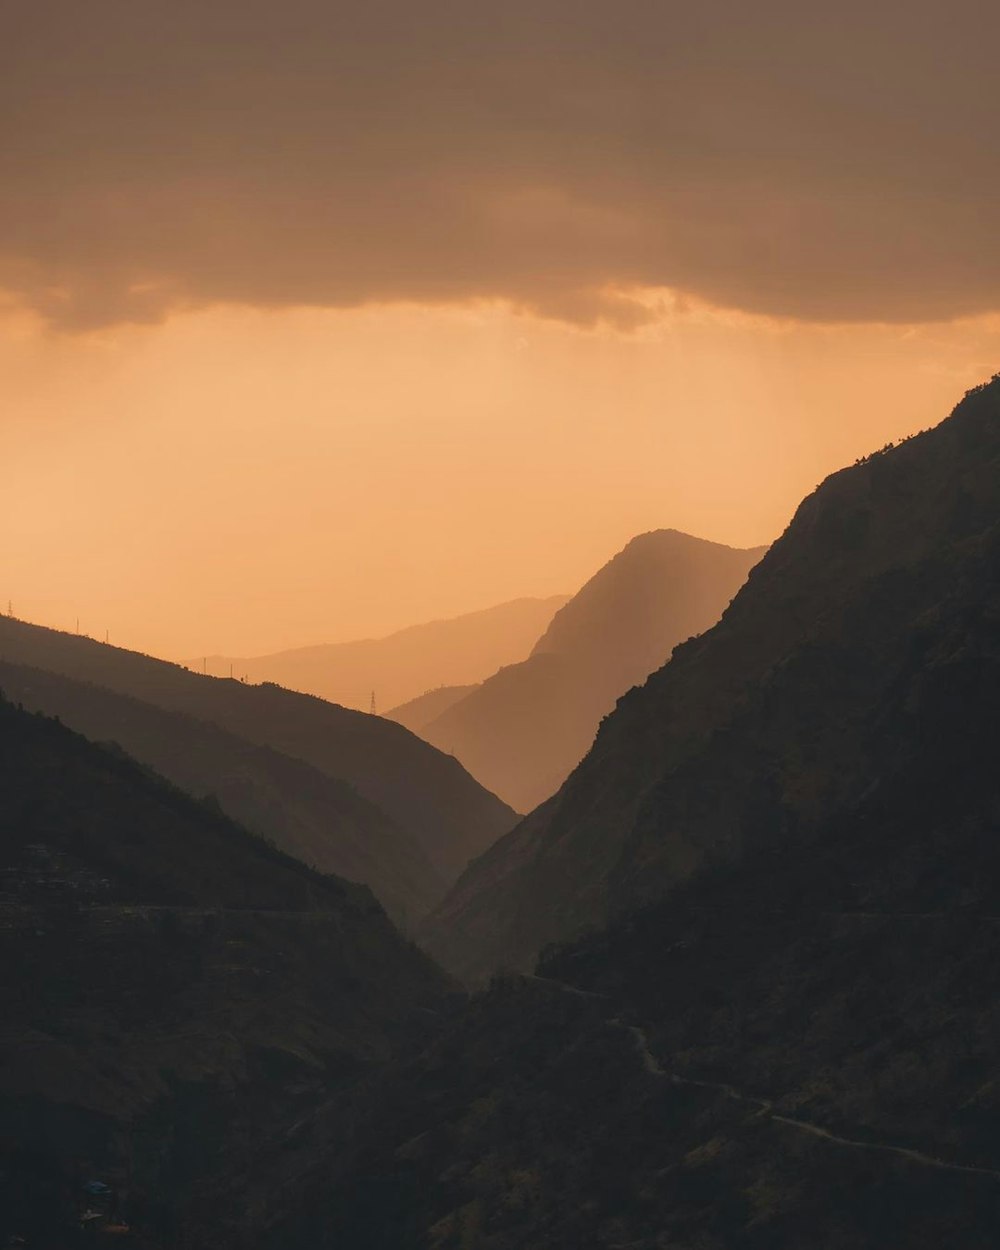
[3,294,999,659]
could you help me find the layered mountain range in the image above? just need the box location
[388,683,479,735]
[197,595,568,712]
[4,374,999,1249]
[423,379,1000,980]
[0,661,442,926]
[410,531,766,811]
[261,376,1000,1249]
[0,618,517,915]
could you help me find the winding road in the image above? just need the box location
[535,974,1000,1183]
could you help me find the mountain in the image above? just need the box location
[423,377,1000,981]
[8,377,1000,1249]
[0,661,443,926]
[0,617,517,883]
[386,684,477,734]
[257,376,1000,1250]
[196,595,569,712]
[0,696,454,1249]
[417,531,766,811]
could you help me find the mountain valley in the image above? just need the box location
[3,378,999,1248]
[260,376,1000,1249]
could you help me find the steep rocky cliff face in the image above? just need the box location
[423,378,1000,981]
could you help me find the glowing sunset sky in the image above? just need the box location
[3,1,999,658]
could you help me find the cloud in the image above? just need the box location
[2,0,999,329]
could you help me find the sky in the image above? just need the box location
[3,0,999,659]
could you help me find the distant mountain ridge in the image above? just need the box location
[423,379,1000,981]
[196,595,569,711]
[0,616,517,885]
[417,530,766,811]
[387,683,478,734]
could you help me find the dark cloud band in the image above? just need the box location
[2,0,998,328]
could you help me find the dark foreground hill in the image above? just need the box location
[0,661,443,926]
[0,697,454,1249]
[418,532,765,811]
[198,595,568,712]
[424,378,1000,979]
[0,618,517,883]
[247,378,1000,1249]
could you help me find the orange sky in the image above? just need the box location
[4,298,998,660]
[4,1,999,660]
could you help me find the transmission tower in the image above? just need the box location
[369,690,377,716]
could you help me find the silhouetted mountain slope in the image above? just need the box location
[257,379,1000,1250]
[0,618,517,882]
[0,697,453,1248]
[530,529,766,676]
[419,531,766,811]
[0,661,443,925]
[265,914,1000,1250]
[272,832,1000,1248]
[386,684,477,734]
[198,595,569,711]
[424,377,1000,981]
